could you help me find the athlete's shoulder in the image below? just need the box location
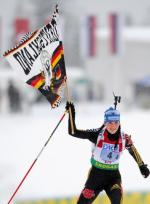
[123,133,133,148]
[120,131,130,139]
[86,128,101,133]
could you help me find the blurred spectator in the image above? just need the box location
[134,76,150,109]
[7,80,22,113]
[87,82,94,101]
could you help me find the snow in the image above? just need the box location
[0,102,150,203]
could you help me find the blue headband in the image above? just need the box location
[104,107,120,123]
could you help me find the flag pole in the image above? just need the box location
[7,111,67,204]
[65,80,75,135]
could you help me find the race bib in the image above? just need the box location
[100,143,120,163]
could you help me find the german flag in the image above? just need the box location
[51,44,64,69]
[55,65,61,80]
[27,73,45,89]
[3,5,67,109]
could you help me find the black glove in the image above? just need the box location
[66,101,76,135]
[139,164,150,178]
[65,101,75,118]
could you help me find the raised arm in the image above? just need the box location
[65,102,100,144]
[125,134,150,178]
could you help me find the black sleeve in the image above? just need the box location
[125,135,150,178]
[125,135,144,166]
[68,111,101,144]
[126,145,144,166]
[70,128,101,144]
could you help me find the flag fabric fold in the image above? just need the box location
[3,5,67,108]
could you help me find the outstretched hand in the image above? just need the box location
[139,164,150,178]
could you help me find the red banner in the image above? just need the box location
[88,16,97,57]
[14,18,30,43]
[109,13,123,55]
[80,15,97,58]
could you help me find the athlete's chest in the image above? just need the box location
[92,130,125,164]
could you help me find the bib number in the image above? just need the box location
[100,143,120,163]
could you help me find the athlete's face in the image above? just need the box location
[105,121,120,134]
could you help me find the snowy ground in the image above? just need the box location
[0,102,150,203]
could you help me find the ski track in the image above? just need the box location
[0,102,150,202]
